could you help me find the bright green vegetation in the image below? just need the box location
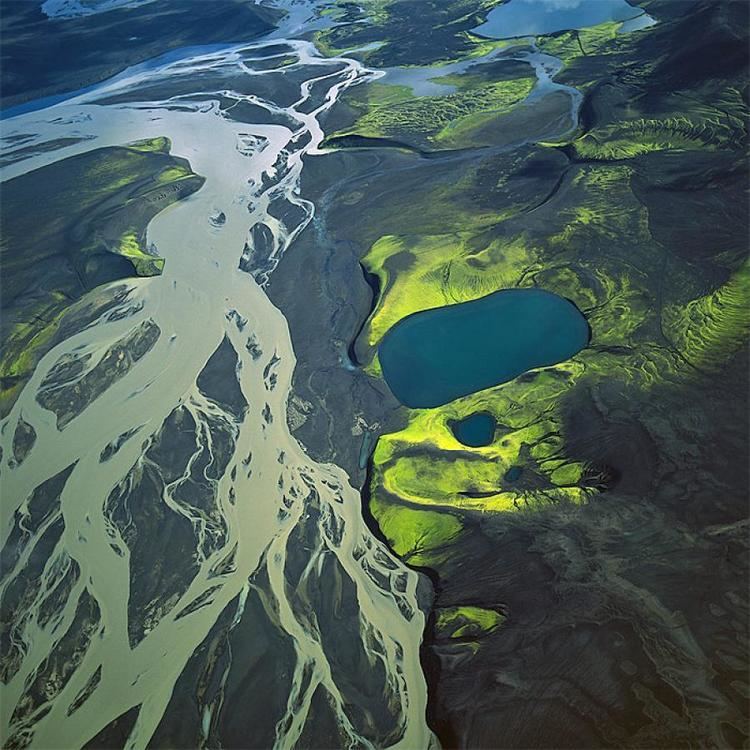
[128,136,172,153]
[332,74,535,150]
[352,6,750,592]
[0,137,204,416]
[568,89,748,160]
[314,0,504,67]
[434,606,506,640]
[370,495,464,567]
[535,22,621,71]
[663,260,750,372]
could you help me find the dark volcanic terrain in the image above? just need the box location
[268,0,750,746]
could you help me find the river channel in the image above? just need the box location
[0,37,432,750]
[0,0,614,742]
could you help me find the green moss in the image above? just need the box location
[336,76,534,149]
[370,494,464,567]
[127,136,172,153]
[155,164,192,183]
[571,112,742,160]
[1,140,202,415]
[0,294,68,416]
[536,21,621,70]
[435,606,506,640]
[115,231,165,276]
[371,379,593,518]
[663,260,750,371]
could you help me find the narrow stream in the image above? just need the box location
[0,39,432,750]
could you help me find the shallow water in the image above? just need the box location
[0,37,432,750]
[379,288,590,409]
[473,0,651,39]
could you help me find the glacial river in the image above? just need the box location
[0,37,434,750]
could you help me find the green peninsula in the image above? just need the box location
[0,138,204,416]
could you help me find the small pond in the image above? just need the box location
[379,288,589,409]
[451,412,496,447]
[473,0,652,39]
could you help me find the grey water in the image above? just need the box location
[473,0,652,39]
[382,51,510,96]
[379,288,590,409]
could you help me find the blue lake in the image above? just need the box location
[473,0,648,39]
[451,412,497,447]
[379,288,590,409]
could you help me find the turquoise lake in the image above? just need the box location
[378,288,590,409]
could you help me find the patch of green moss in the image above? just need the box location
[0,295,68,417]
[435,606,506,640]
[0,141,203,416]
[127,136,171,153]
[370,494,465,567]
[335,75,534,150]
[536,21,621,70]
[570,108,745,160]
[115,231,166,276]
[314,0,504,66]
[663,260,750,371]
[371,367,594,519]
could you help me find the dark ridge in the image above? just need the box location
[347,262,381,368]
[323,134,424,154]
[323,133,471,160]
[359,448,463,747]
[83,705,141,749]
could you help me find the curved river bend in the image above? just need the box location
[0,39,434,750]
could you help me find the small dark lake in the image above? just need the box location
[451,412,496,447]
[473,0,646,39]
[379,288,589,409]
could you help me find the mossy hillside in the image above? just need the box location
[370,495,465,568]
[314,0,504,67]
[366,144,748,589]
[535,21,622,74]
[332,74,535,150]
[0,138,205,417]
[311,1,749,620]
[0,295,68,418]
[434,606,506,640]
[566,88,748,160]
[663,260,750,372]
